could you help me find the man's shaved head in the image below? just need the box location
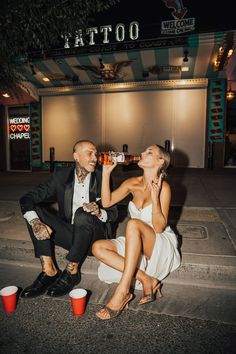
[73,140,97,176]
[73,140,96,153]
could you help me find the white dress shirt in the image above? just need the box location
[24,170,107,224]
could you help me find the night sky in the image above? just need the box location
[93,0,235,39]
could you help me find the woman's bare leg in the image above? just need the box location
[117,219,157,292]
[96,219,158,318]
[92,240,125,272]
[92,239,150,283]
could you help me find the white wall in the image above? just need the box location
[42,87,206,167]
[172,89,206,167]
[104,90,173,154]
[42,94,102,161]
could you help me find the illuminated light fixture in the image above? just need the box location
[43,77,50,82]
[226,81,235,101]
[181,66,189,72]
[226,88,235,101]
[226,85,235,101]
[183,50,189,62]
[227,48,234,58]
[2,93,10,98]
[214,32,234,71]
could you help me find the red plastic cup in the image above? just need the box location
[69,288,87,316]
[0,286,18,313]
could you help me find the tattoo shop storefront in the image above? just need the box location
[2,15,236,171]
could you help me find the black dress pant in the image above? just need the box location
[27,206,107,263]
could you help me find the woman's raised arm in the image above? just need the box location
[101,164,131,207]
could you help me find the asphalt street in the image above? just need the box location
[1,299,236,354]
[0,263,236,354]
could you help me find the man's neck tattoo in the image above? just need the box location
[76,163,89,183]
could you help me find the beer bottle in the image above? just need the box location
[97,151,140,165]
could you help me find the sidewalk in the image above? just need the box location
[0,167,236,324]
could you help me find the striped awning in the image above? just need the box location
[18,30,236,96]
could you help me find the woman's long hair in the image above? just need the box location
[155,144,170,177]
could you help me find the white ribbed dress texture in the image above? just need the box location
[98,201,181,289]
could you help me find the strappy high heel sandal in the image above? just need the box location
[96,293,134,320]
[138,280,163,306]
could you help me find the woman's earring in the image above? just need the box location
[162,171,167,179]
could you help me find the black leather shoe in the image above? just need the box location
[21,271,61,298]
[47,269,81,297]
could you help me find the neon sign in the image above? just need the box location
[9,116,30,139]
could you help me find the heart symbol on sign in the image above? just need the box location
[24,124,30,131]
[17,125,23,131]
[10,125,16,132]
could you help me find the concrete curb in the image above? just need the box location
[1,262,236,325]
[1,238,235,290]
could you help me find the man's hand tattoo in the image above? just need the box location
[83,202,101,218]
[31,219,52,240]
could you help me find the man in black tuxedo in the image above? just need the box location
[20,140,118,298]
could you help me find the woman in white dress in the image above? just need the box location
[92,144,181,320]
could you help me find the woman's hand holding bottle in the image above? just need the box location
[102,162,117,174]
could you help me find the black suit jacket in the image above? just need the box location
[20,166,118,239]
